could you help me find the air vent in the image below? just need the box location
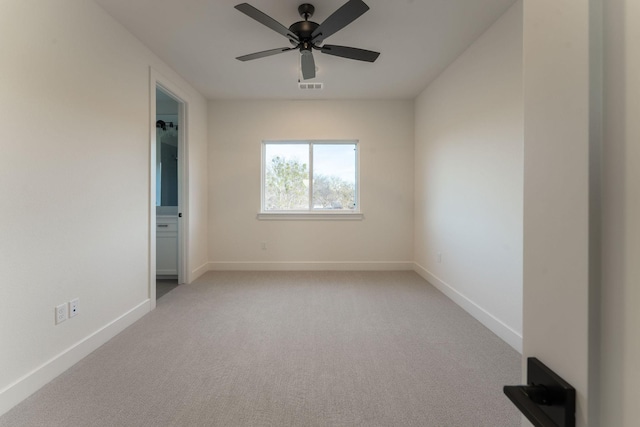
[298,82,324,90]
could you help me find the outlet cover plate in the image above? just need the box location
[55,304,67,324]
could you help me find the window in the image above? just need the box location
[260,141,361,219]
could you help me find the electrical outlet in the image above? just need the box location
[55,304,67,324]
[69,298,79,317]
[261,242,267,250]
[437,252,442,263]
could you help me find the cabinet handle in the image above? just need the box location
[158,224,169,228]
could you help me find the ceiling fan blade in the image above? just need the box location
[235,3,299,43]
[311,0,370,43]
[320,45,380,62]
[236,47,295,61]
[301,51,316,80]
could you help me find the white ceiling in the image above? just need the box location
[95,0,517,100]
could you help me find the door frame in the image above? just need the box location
[149,67,190,308]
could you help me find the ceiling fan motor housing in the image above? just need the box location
[290,3,320,51]
[289,20,320,43]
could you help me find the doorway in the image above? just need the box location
[155,87,181,300]
[149,68,189,308]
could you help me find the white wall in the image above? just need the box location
[208,100,414,269]
[413,2,523,352]
[0,0,207,415]
[600,0,640,425]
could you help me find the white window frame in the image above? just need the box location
[258,140,363,221]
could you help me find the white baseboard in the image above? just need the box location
[207,261,414,271]
[413,263,522,353]
[190,262,209,282]
[0,300,151,417]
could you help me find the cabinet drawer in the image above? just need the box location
[157,222,178,232]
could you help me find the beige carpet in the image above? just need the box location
[0,271,521,426]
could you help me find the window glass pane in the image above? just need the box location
[264,144,310,210]
[312,144,357,210]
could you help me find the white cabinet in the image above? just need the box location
[156,216,178,276]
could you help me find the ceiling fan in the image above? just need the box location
[234,0,380,80]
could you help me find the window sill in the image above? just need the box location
[257,212,364,221]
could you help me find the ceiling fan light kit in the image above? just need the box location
[234,0,380,80]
